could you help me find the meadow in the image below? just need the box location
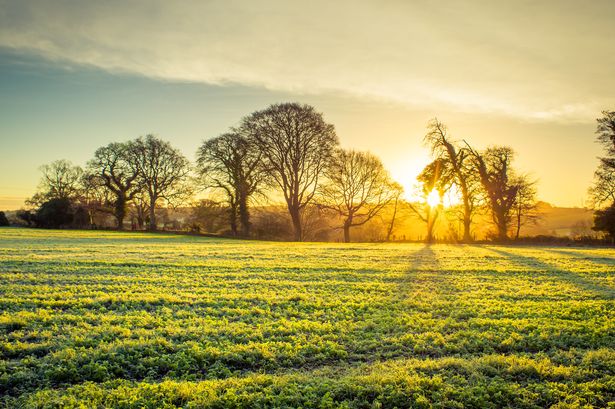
[0,228,613,408]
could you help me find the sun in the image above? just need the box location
[427,189,441,207]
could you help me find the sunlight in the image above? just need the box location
[443,184,462,207]
[427,189,441,207]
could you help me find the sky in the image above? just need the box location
[1,0,614,209]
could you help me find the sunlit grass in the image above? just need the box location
[0,228,613,408]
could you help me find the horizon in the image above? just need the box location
[2,1,615,209]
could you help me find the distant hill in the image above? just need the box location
[522,202,594,237]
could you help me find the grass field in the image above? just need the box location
[0,228,613,408]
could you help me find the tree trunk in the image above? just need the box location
[515,211,521,240]
[289,207,302,242]
[462,216,472,243]
[462,195,472,243]
[114,195,126,230]
[497,218,508,242]
[343,217,353,243]
[115,214,125,230]
[386,197,399,242]
[460,184,473,243]
[229,204,238,237]
[238,195,250,237]
[425,206,436,243]
[148,197,157,231]
[136,212,144,230]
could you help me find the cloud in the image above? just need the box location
[1,0,614,121]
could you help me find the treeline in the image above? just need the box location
[11,103,615,243]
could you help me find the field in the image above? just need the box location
[0,228,613,408]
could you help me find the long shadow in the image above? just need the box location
[483,246,614,300]
[542,247,615,269]
[396,244,439,300]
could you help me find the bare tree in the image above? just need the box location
[80,172,114,227]
[385,182,404,242]
[189,199,227,233]
[468,146,519,241]
[28,160,83,206]
[132,135,191,231]
[241,103,338,241]
[196,132,266,237]
[129,191,150,230]
[512,175,540,239]
[424,119,481,242]
[409,159,451,243]
[318,149,400,242]
[589,110,615,208]
[86,142,141,229]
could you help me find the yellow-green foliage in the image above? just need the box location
[0,228,613,408]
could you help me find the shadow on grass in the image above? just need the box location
[542,247,615,269]
[396,244,439,300]
[483,247,614,300]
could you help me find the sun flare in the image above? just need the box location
[427,189,441,207]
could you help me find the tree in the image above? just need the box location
[17,210,35,226]
[241,103,338,241]
[36,198,74,228]
[589,166,615,207]
[589,111,615,208]
[0,211,9,227]
[131,135,191,231]
[28,160,83,206]
[196,132,266,237]
[409,159,450,243]
[385,183,405,242]
[512,175,540,239]
[593,204,615,242]
[468,146,519,241]
[129,191,150,230]
[87,142,141,229]
[189,199,227,233]
[424,119,480,242]
[319,149,399,242]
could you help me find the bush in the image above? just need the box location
[593,204,615,241]
[0,211,9,226]
[36,198,74,228]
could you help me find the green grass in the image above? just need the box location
[0,228,613,408]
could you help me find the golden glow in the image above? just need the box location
[443,184,462,207]
[427,189,441,207]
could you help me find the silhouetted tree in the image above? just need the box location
[196,132,266,237]
[593,204,615,242]
[0,211,9,226]
[409,159,450,243]
[319,149,399,242]
[129,191,150,230]
[589,110,615,208]
[424,119,480,242]
[512,175,540,239]
[132,135,191,231]
[36,198,74,228]
[73,206,90,228]
[17,210,35,226]
[80,172,113,227]
[468,146,519,241]
[28,160,83,206]
[87,142,141,230]
[589,166,615,207]
[241,103,338,241]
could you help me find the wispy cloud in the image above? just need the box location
[1,0,613,121]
